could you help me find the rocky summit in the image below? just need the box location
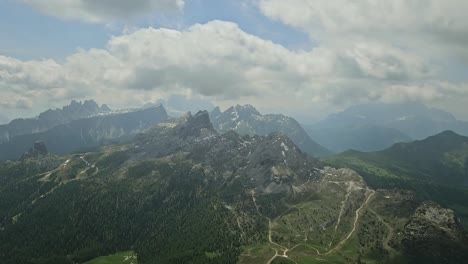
[210,104,332,157]
[132,110,321,194]
[0,100,110,144]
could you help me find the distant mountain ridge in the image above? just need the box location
[0,104,169,161]
[144,95,215,117]
[0,100,111,144]
[307,124,412,153]
[210,104,332,157]
[308,102,468,152]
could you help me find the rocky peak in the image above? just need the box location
[82,100,100,111]
[414,202,462,231]
[176,110,215,138]
[210,106,222,118]
[33,141,48,154]
[404,201,465,241]
[21,141,48,160]
[222,104,260,121]
[234,104,261,118]
[59,100,103,120]
[210,104,331,157]
[259,132,306,161]
[100,104,111,112]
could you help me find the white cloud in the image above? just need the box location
[254,0,468,118]
[258,0,468,58]
[21,0,184,23]
[0,20,467,119]
[258,0,468,36]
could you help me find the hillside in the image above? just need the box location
[326,131,468,186]
[324,130,468,226]
[0,113,466,264]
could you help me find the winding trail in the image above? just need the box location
[327,190,376,254]
[329,184,353,247]
[80,156,90,166]
[78,155,99,177]
[251,190,288,251]
[252,189,376,263]
[251,190,293,264]
[33,156,98,206]
[266,250,278,264]
[291,190,376,256]
[369,208,397,258]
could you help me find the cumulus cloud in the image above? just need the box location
[258,1,468,36]
[254,0,468,117]
[0,20,467,119]
[21,0,184,23]
[258,0,468,59]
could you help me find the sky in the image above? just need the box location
[1,0,468,124]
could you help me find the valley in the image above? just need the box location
[0,110,467,264]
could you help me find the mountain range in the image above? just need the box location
[308,102,468,152]
[0,101,169,161]
[0,111,467,264]
[210,104,332,157]
[0,100,111,144]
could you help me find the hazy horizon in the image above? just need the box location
[2,98,468,126]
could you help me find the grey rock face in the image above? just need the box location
[0,100,110,144]
[175,111,215,138]
[133,111,322,194]
[401,201,468,263]
[210,105,331,157]
[404,202,464,240]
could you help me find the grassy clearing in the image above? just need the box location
[238,245,276,264]
[84,251,137,264]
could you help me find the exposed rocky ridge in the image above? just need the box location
[210,104,332,157]
[405,202,464,239]
[0,100,110,144]
[401,202,468,263]
[133,111,321,194]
